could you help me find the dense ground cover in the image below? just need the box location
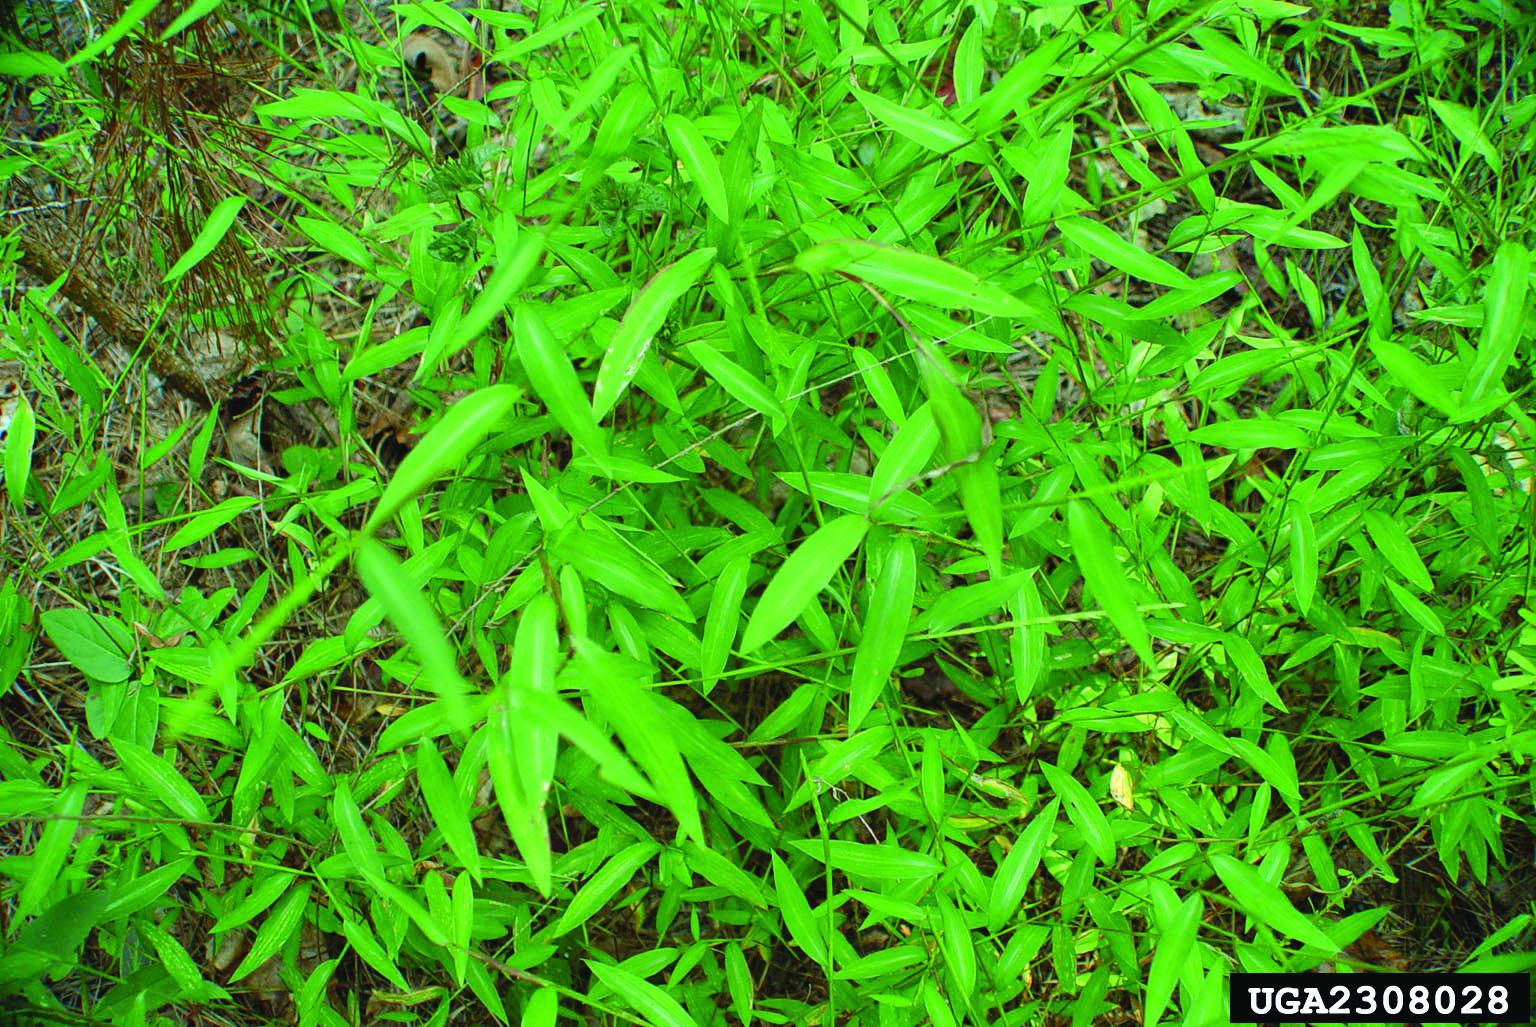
[1,0,1534,1024]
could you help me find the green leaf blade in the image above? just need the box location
[741,515,868,655]
[593,249,716,419]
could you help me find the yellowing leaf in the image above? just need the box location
[1110,763,1134,812]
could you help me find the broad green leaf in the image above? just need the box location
[987,798,1059,932]
[523,988,560,1027]
[593,249,716,418]
[1369,337,1459,416]
[295,215,372,269]
[937,896,976,995]
[1223,634,1287,712]
[853,88,974,154]
[342,916,409,990]
[852,348,908,424]
[1011,571,1047,704]
[552,526,695,622]
[16,783,85,921]
[356,539,471,729]
[1289,505,1316,616]
[1351,227,1386,328]
[513,689,655,800]
[1016,121,1074,227]
[924,980,960,1027]
[1385,577,1445,634]
[664,113,730,222]
[1361,510,1433,592]
[509,593,560,803]
[332,779,385,882]
[187,404,219,482]
[0,48,66,78]
[741,514,868,654]
[41,608,133,683]
[230,881,311,980]
[838,946,926,981]
[1039,761,1115,865]
[1245,124,1416,160]
[515,304,607,458]
[488,698,552,896]
[415,739,481,882]
[1188,26,1299,97]
[113,739,210,822]
[958,461,1004,575]
[5,392,36,508]
[1145,896,1201,1027]
[552,44,635,135]
[165,496,261,552]
[868,404,939,509]
[684,841,768,908]
[1189,419,1310,450]
[210,871,295,933]
[1058,216,1194,288]
[586,961,701,1027]
[102,855,197,922]
[574,640,703,841]
[1411,757,1486,812]
[848,536,915,731]
[157,0,226,39]
[701,554,750,693]
[923,573,1025,636]
[913,339,981,465]
[725,943,753,1025]
[432,231,544,372]
[395,1,475,43]
[974,31,1076,132]
[803,727,894,795]
[140,918,223,1000]
[465,959,510,1023]
[797,240,1035,317]
[1067,503,1153,666]
[687,342,786,426]
[488,603,560,894]
[163,195,246,283]
[771,853,827,965]
[1209,853,1339,953]
[1223,742,1294,821]
[583,80,654,179]
[367,384,519,532]
[371,878,451,949]
[787,838,943,880]
[921,734,945,826]
[499,5,605,59]
[554,840,660,936]
[910,341,1001,572]
[1427,96,1501,174]
[1465,241,1530,404]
